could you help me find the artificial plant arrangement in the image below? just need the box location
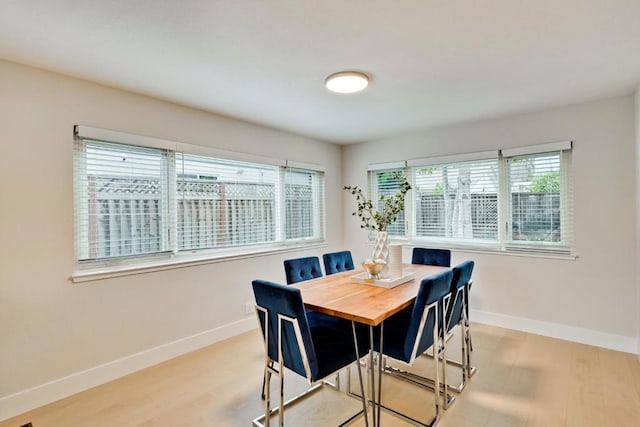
[344,176,412,231]
[344,175,411,277]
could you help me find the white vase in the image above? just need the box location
[372,231,389,261]
[371,231,390,276]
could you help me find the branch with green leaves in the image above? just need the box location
[344,177,411,231]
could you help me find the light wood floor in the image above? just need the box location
[2,323,640,427]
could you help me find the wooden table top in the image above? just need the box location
[292,264,449,326]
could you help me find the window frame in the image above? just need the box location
[72,126,326,281]
[502,143,573,255]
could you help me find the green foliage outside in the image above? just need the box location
[528,171,560,193]
[377,170,404,186]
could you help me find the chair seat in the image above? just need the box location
[375,304,439,363]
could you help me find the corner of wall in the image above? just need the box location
[635,85,640,356]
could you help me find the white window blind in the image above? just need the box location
[504,149,573,253]
[368,169,407,236]
[284,168,324,240]
[176,153,278,251]
[74,127,326,270]
[411,158,499,242]
[74,139,173,261]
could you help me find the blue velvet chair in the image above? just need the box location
[411,247,451,267]
[283,256,323,284]
[260,256,322,400]
[322,250,355,275]
[251,279,369,427]
[443,260,475,392]
[376,270,454,425]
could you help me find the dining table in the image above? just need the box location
[291,263,449,426]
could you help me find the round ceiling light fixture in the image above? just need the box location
[325,71,369,94]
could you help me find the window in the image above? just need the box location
[74,126,325,269]
[369,142,573,255]
[411,158,499,242]
[503,146,573,253]
[74,140,173,260]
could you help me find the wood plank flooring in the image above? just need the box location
[2,324,639,426]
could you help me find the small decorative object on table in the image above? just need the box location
[362,259,386,280]
[345,174,411,278]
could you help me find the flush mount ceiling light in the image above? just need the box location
[325,71,369,94]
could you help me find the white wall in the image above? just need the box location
[343,95,639,353]
[0,60,344,419]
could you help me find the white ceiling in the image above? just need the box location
[2,1,640,144]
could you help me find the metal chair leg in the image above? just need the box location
[264,362,272,426]
[261,361,273,400]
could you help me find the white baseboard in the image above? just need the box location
[471,309,639,354]
[0,317,256,422]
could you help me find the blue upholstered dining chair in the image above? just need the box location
[443,260,476,392]
[412,247,451,267]
[251,279,369,427]
[376,270,453,425]
[283,256,323,284]
[259,256,323,400]
[322,250,355,275]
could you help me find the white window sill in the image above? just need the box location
[398,239,577,261]
[71,241,328,283]
[445,246,577,260]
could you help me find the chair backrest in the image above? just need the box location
[411,247,451,267]
[251,279,319,379]
[446,260,474,332]
[283,256,323,284]
[322,250,355,275]
[403,269,453,361]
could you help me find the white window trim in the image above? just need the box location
[402,241,577,261]
[368,160,407,171]
[501,140,572,157]
[71,241,328,283]
[286,159,325,172]
[407,150,499,167]
[75,125,288,167]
